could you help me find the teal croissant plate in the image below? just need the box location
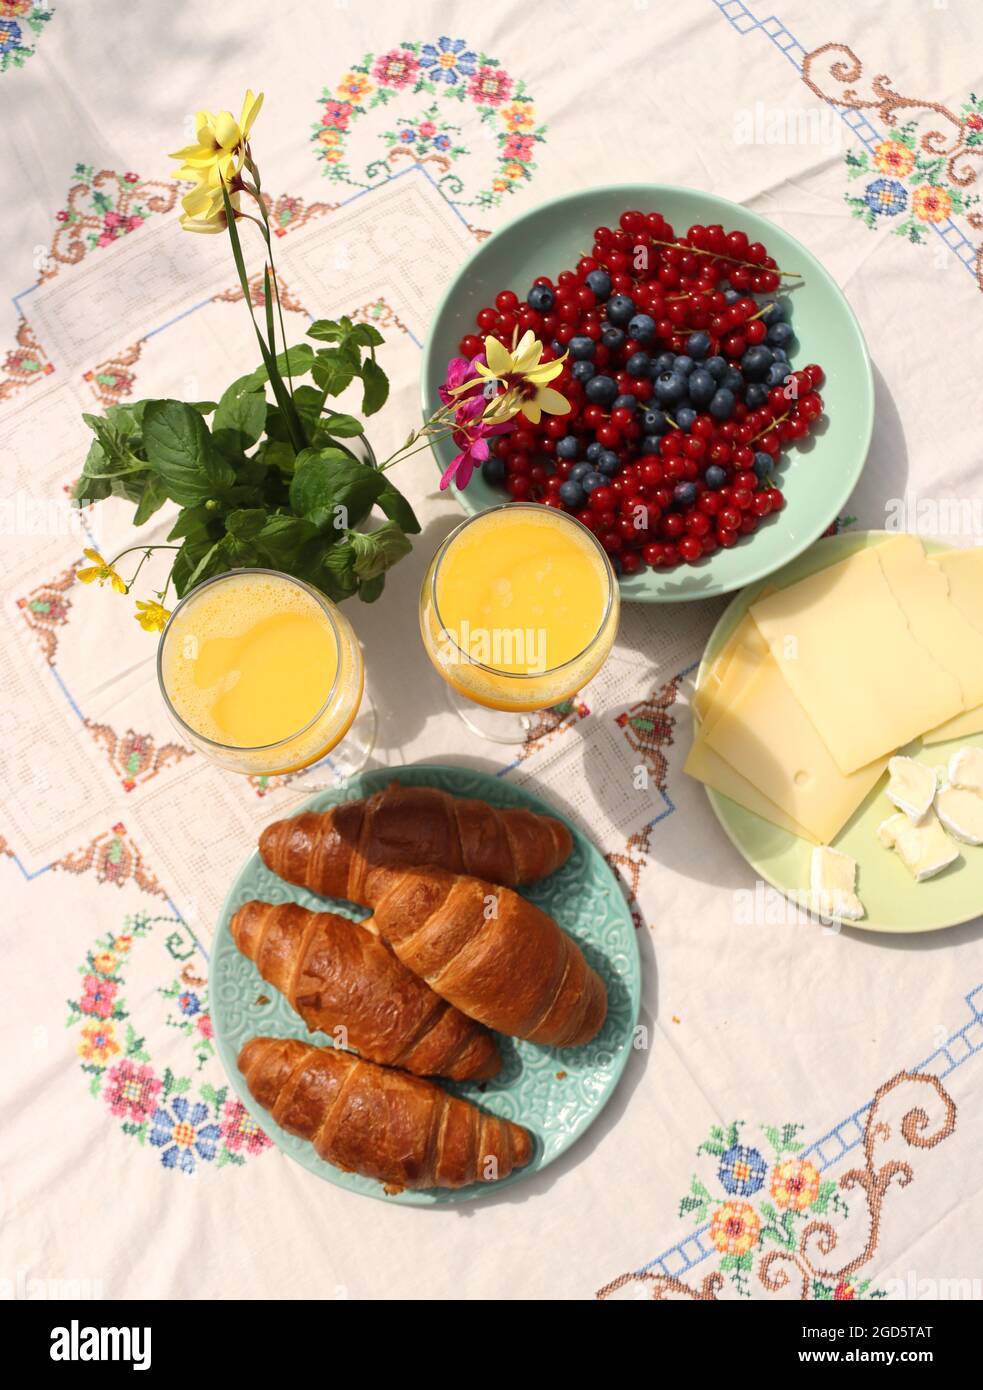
[211,763,641,1204]
[421,183,873,602]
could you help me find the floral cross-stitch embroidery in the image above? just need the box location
[66,913,270,1173]
[845,120,981,242]
[312,37,547,210]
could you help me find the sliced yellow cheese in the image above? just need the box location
[922,549,983,741]
[702,650,889,843]
[692,603,771,723]
[749,542,963,774]
[684,736,818,842]
[877,535,983,710]
[923,705,983,746]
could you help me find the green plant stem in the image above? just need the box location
[244,154,294,401]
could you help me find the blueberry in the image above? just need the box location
[674,481,698,507]
[723,289,740,306]
[528,284,555,313]
[655,351,677,374]
[571,360,596,382]
[771,346,789,363]
[556,435,580,461]
[709,387,736,421]
[598,450,621,477]
[767,322,794,348]
[606,294,636,327]
[613,393,638,412]
[568,335,595,361]
[551,339,565,356]
[723,367,744,393]
[744,382,768,409]
[704,465,727,490]
[585,441,604,463]
[673,355,695,377]
[585,374,618,407]
[483,456,507,487]
[642,408,668,434]
[626,352,651,378]
[627,313,657,343]
[675,406,697,431]
[759,302,785,326]
[753,452,774,479]
[687,368,716,407]
[570,461,593,482]
[654,372,687,406]
[601,324,626,352]
[741,345,774,382]
[640,436,662,455]
[558,480,585,509]
[765,361,789,387]
[705,355,728,381]
[687,330,712,360]
[582,471,605,493]
[585,269,612,301]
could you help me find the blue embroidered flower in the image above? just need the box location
[177,990,200,1016]
[433,134,451,151]
[864,178,908,217]
[149,1096,221,1174]
[718,1144,767,1196]
[399,128,416,143]
[420,36,477,85]
[0,20,23,54]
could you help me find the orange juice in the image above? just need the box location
[421,505,618,711]
[159,570,363,774]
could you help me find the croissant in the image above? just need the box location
[230,900,499,1081]
[238,1036,533,1191]
[362,866,607,1047]
[258,781,573,900]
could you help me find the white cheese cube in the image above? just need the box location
[935,785,983,844]
[885,756,937,821]
[948,746,983,795]
[892,812,960,881]
[809,846,865,921]
[876,813,908,849]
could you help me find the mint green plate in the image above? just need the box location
[422,184,873,603]
[697,531,983,933]
[211,764,641,1203]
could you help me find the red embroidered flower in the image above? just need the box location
[196,1013,213,1040]
[81,973,117,1018]
[967,113,983,131]
[104,1059,161,1123]
[503,133,535,161]
[468,65,513,106]
[372,48,419,89]
[834,1280,856,1300]
[221,1099,271,1155]
[123,171,140,183]
[321,99,353,130]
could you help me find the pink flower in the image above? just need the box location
[55,209,69,222]
[418,120,437,138]
[468,66,513,106]
[503,133,535,160]
[96,233,115,247]
[438,354,483,406]
[221,1099,271,1155]
[321,99,353,130]
[441,407,513,492]
[81,974,117,1018]
[103,210,124,229]
[196,1013,213,1040]
[372,48,419,89]
[104,1059,161,1123]
[127,214,144,231]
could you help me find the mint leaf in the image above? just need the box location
[358,573,386,603]
[349,521,412,580]
[376,477,420,534]
[247,343,315,387]
[133,473,169,526]
[289,452,384,532]
[311,349,356,397]
[255,514,318,565]
[350,323,385,349]
[319,412,365,438]
[225,508,267,540]
[359,358,389,415]
[212,380,267,456]
[143,400,234,506]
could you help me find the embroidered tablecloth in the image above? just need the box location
[2,0,981,1303]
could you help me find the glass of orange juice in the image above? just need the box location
[157,568,372,781]
[420,502,620,743]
